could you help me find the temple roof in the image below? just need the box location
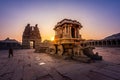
[0,37,20,44]
[54,19,82,29]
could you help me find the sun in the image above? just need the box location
[51,36,54,41]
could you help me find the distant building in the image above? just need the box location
[83,33,120,47]
[0,38,22,50]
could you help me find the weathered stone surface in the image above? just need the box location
[0,47,120,80]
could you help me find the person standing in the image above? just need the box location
[8,48,13,58]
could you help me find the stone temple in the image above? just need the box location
[22,24,41,49]
[48,19,102,62]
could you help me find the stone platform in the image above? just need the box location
[0,47,120,80]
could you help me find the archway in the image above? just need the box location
[30,41,35,49]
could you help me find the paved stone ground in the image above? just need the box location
[0,47,120,80]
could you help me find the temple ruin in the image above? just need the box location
[22,24,41,49]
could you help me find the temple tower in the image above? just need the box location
[22,24,41,49]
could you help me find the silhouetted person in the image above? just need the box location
[8,48,13,58]
[95,52,99,56]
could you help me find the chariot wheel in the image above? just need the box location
[49,45,57,54]
[57,45,64,56]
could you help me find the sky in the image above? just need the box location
[0,0,120,42]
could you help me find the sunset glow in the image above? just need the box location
[0,0,120,42]
[51,36,54,41]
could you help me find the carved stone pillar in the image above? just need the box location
[68,24,70,38]
[65,24,66,34]
[75,28,76,38]
[70,25,72,38]
[77,29,79,38]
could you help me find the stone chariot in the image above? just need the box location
[49,19,102,62]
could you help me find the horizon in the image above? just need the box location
[0,0,120,42]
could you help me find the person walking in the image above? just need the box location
[8,48,13,58]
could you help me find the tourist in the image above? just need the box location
[8,48,13,58]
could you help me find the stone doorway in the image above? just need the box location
[71,28,75,38]
[30,41,35,49]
